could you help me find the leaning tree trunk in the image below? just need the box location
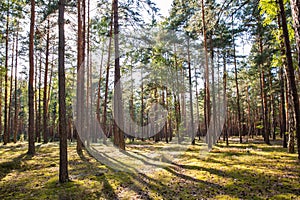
[277,12,288,148]
[96,45,104,123]
[279,0,300,160]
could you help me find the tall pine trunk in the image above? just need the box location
[8,34,15,143]
[102,3,114,138]
[201,0,211,148]
[58,0,68,183]
[187,38,195,145]
[279,0,300,159]
[290,0,300,70]
[278,13,288,148]
[223,53,228,146]
[14,26,19,143]
[76,0,84,153]
[4,0,10,145]
[28,0,35,155]
[113,0,125,150]
[43,19,50,143]
[232,17,242,144]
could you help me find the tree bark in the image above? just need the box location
[223,53,228,146]
[290,0,300,70]
[43,19,50,144]
[58,0,69,183]
[28,0,35,155]
[14,26,19,143]
[232,16,242,144]
[102,3,114,138]
[187,38,195,145]
[4,0,10,145]
[8,33,15,144]
[201,0,211,148]
[76,0,84,153]
[279,0,300,159]
[280,67,287,147]
[113,0,125,150]
[278,13,288,148]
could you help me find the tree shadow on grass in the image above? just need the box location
[172,162,300,199]
[0,152,34,181]
[85,147,232,199]
[77,150,152,199]
[76,141,300,199]
[73,151,120,199]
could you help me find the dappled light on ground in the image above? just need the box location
[0,138,299,199]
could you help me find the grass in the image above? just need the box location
[0,138,299,200]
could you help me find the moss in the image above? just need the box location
[0,139,299,199]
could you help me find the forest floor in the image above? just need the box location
[0,137,299,200]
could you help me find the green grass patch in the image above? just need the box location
[0,138,299,199]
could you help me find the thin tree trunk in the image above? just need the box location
[223,53,228,146]
[164,89,169,143]
[37,52,42,143]
[174,44,181,144]
[269,69,276,141]
[58,0,68,182]
[43,19,50,143]
[280,67,288,148]
[8,34,15,143]
[246,85,251,142]
[102,3,114,137]
[140,67,145,140]
[96,45,104,122]
[187,38,195,145]
[86,0,91,146]
[259,32,270,144]
[28,0,35,155]
[35,53,38,142]
[4,0,10,145]
[14,26,19,143]
[232,17,242,144]
[113,0,125,150]
[0,76,2,143]
[47,52,54,131]
[277,13,288,147]
[201,0,211,148]
[210,36,217,144]
[76,0,84,153]
[194,65,200,141]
